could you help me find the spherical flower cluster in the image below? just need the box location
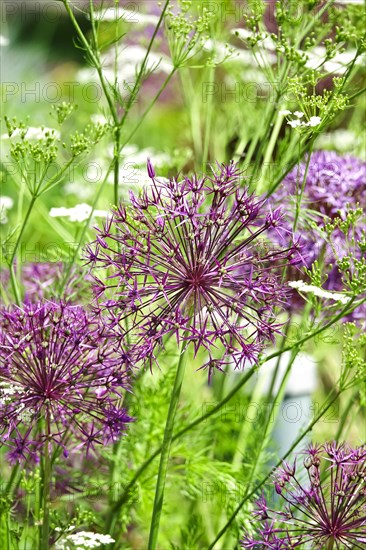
[0,262,91,305]
[274,150,365,322]
[241,442,366,549]
[279,150,365,220]
[86,161,301,376]
[0,301,132,461]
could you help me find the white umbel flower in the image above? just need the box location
[0,195,14,224]
[289,280,349,305]
[0,35,10,46]
[50,204,108,223]
[56,530,115,549]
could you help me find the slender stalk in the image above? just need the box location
[334,392,359,441]
[62,0,118,124]
[147,344,188,549]
[106,364,258,529]
[113,126,121,206]
[118,0,171,128]
[41,421,51,550]
[202,65,215,166]
[9,195,37,265]
[58,168,111,295]
[9,264,21,306]
[256,111,284,193]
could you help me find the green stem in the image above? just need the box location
[202,66,215,166]
[58,169,110,295]
[63,0,118,124]
[9,195,37,265]
[147,344,188,549]
[113,127,121,206]
[256,111,284,193]
[293,141,313,232]
[9,264,21,306]
[334,392,359,441]
[40,422,51,550]
[106,365,257,529]
[118,0,171,128]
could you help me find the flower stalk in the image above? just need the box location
[148,342,188,549]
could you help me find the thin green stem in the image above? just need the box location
[9,195,37,265]
[63,0,118,124]
[202,66,215,166]
[113,126,121,206]
[334,392,359,441]
[118,0,171,128]
[256,111,284,193]
[147,343,188,549]
[106,364,257,528]
[40,421,51,550]
[58,169,111,295]
[293,141,313,232]
[9,264,21,306]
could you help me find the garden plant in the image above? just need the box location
[0,1,365,549]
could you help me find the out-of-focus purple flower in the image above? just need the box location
[0,302,132,461]
[241,442,366,549]
[0,262,91,305]
[273,151,366,322]
[279,151,365,219]
[86,161,301,376]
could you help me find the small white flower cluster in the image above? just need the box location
[289,280,349,305]
[55,531,115,549]
[0,382,24,405]
[0,195,14,224]
[50,204,108,223]
[279,110,322,129]
[0,35,9,47]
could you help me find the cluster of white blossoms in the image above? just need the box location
[0,195,14,224]
[279,110,322,129]
[55,531,115,549]
[0,35,9,46]
[0,382,24,405]
[50,204,108,223]
[289,281,349,305]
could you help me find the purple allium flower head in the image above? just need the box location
[86,161,301,376]
[241,442,366,549]
[0,262,91,305]
[0,301,132,461]
[280,151,365,219]
[274,151,366,323]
